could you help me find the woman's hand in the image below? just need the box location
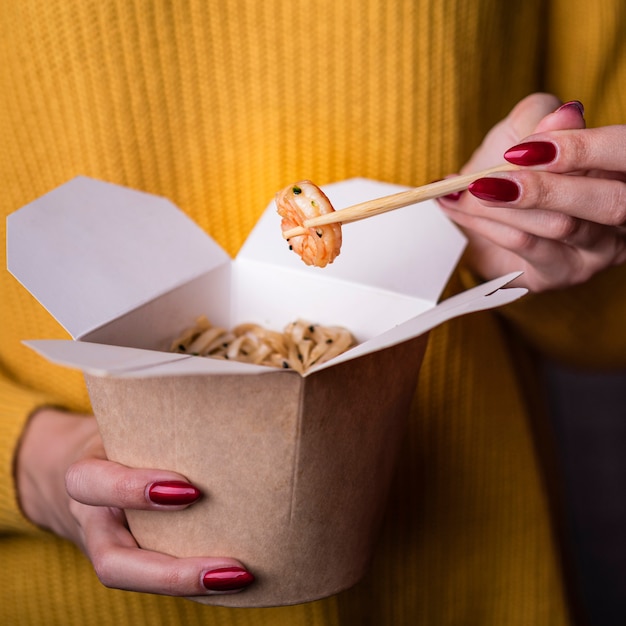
[438,93,626,292]
[16,407,254,596]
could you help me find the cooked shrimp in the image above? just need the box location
[275,180,342,267]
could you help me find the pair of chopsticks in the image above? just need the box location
[281,163,517,239]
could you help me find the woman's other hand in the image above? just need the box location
[15,408,254,596]
[438,93,626,292]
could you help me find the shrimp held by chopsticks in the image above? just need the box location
[275,180,342,267]
[276,165,521,267]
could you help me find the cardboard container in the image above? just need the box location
[7,177,526,607]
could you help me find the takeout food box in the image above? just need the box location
[7,176,526,607]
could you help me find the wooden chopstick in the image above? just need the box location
[281,163,518,239]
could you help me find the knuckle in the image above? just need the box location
[587,180,626,227]
[110,475,142,507]
[64,461,89,498]
[546,213,580,241]
[161,568,186,595]
[605,182,626,225]
[561,132,590,168]
[91,552,118,589]
[516,171,553,208]
[505,229,539,253]
[571,264,594,286]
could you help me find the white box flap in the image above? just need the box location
[239,178,467,303]
[23,339,270,376]
[7,176,230,339]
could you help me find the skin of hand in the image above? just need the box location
[438,92,626,292]
[15,407,254,596]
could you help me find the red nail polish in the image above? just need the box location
[468,177,520,202]
[556,100,584,116]
[504,141,557,166]
[202,567,255,592]
[441,191,462,201]
[148,481,202,505]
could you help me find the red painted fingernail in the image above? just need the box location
[148,481,202,506]
[468,177,520,202]
[202,567,255,592]
[556,100,584,116]
[504,141,557,166]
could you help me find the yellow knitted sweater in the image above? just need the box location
[1,1,625,624]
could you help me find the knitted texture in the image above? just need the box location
[2,0,623,624]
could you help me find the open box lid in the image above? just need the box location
[238,178,467,304]
[6,176,230,339]
[7,176,467,339]
[7,177,527,378]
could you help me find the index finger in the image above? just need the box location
[66,456,202,510]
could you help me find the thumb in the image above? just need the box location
[531,99,586,134]
[461,94,584,174]
[462,93,560,173]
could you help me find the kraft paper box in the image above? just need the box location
[7,177,526,607]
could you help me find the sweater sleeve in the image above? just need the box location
[458,263,626,369]
[0,373,57,534]
[500,264,626,369]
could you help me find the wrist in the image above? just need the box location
[15,407,97,533]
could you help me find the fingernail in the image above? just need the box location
[468,177,520,202]
[556,100,584,116]
[504,141,557,166]
[148,481,202,506]
[202,567,255,592]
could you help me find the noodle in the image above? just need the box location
[171,316,355,374]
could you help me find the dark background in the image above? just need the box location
[542,363,626,626]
